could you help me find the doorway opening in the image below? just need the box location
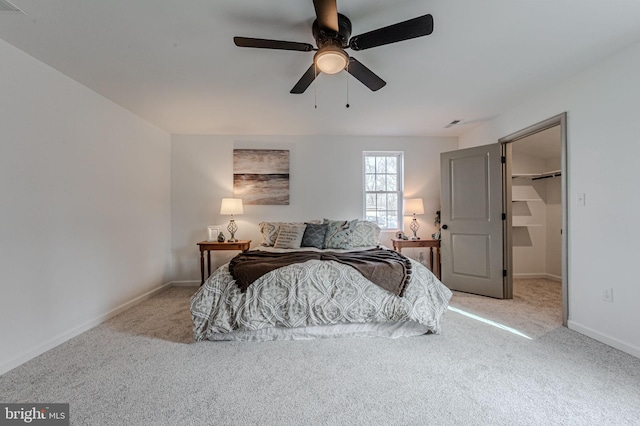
[500,113,568,326]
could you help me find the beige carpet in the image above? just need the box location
[1,280,639,425]
[450,278,562,338]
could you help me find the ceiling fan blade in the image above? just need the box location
[349,14,433,51]
[313,0,339,32]
[290,64,318,94]
[234,37,314,52]
[347,57,386,91]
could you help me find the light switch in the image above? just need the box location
[577,193,586,206]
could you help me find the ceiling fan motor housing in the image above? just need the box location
[312,13,352,49]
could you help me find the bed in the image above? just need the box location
[190,219,452,341]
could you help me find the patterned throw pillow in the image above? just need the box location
[273,223,307,249]
[301,223,328,249]
[260,220,322,246]
[323,219,358,249]
[351,220,381,247]
[259,222,281,246]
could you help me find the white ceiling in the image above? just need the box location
[2,0,640,137]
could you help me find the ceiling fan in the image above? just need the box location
[233,0,434,94]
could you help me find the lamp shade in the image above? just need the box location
[404,198,424,215]
[220,198,243,215]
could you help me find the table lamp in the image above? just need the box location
[404,198,424,240]
[220,198,243,242]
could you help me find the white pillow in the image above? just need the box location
[259,222,281,246]
[351,220,381,247]
[273,223,307,249]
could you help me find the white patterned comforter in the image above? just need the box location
[190,248,452,341]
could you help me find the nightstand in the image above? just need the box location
[390,238,441,280]
[197,240,251,285]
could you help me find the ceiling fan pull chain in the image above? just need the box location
[346,60,350,108]
[314,62,318,109]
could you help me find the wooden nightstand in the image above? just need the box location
[197,240,251,285]
[390,238,441,280]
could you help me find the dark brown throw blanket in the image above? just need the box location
[228,248,413,296]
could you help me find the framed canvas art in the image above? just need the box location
[233,149,289,205]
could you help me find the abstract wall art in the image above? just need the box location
[233,149,290,205]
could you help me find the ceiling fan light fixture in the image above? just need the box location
[314,46,348,74]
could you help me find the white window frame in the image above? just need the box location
[362,151,404,230]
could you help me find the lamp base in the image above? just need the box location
[227,219,238,242]
[409,216,420,241]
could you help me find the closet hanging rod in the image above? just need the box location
[513,169,562,180]
[531,171,562,181]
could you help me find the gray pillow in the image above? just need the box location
[323,219,358,249]
[301,223,328,249]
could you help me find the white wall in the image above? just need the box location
[171,135,457,281]
[459,39,640,358]
[0,39,172,374]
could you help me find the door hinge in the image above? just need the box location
[501,156,506,164]
[503,269,507,277]
[502,213,506,220]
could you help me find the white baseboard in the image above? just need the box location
[513,273,562,282]
[568,320,640,359]
[0,281,174,376]
[170,280,200,287]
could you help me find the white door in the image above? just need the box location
[440,144,508,298]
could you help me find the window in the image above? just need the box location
[363,152,404,230]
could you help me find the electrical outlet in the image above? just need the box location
[603,288,613,302]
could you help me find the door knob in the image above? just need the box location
[441,224,448,230]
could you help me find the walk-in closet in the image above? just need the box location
[511,124,562,282]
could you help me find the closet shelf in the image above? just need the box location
[512,170,561,180]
